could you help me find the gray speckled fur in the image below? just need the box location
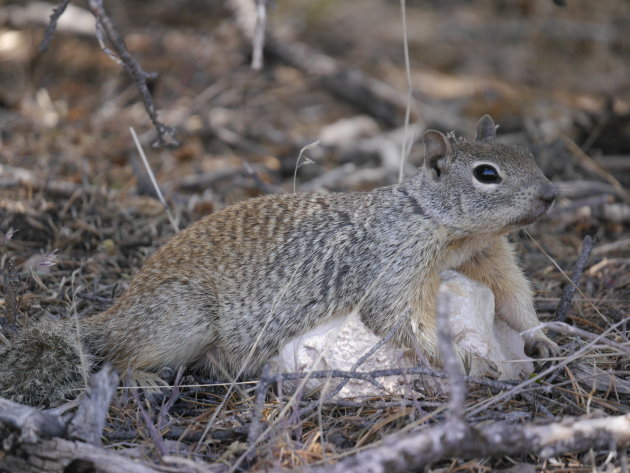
[0,115,559,405]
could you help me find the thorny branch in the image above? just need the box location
[39,0,178,147]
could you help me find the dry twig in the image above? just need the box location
[398,0,416,182]
[306,414,630,473]
[39,0,177,147]
[67,364,118,446]
[39,0,72,52]
[251,0,267,70]
[544,322,630,355]
[227,0,407,127]
[131,388,168,458]
[563,138,630,202]
[435,289,466,423]
[130,127,180,232]
[0,398,66,444]
[555,180,621,199]
[555,235,594,322]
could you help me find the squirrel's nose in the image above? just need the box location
[539,182,557,205]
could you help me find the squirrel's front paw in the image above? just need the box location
[455,348,500,379]
[525,334,560,360]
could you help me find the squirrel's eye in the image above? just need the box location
[473,164,501,184]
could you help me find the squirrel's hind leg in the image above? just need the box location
[101,279,223,385]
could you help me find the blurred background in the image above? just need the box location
[1,0,628,201]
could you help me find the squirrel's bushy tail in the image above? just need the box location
[0,318,100,406]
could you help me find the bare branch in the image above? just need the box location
[130,127,180,232]
[1,437,187,473]
[39,0,72,52]
[247,363,272,457]
[36,1,178,147]
[555,234,593,322]
[544,321,630,354]
[227,0,407,127]
[67,364,118,446]
[130,388,168,458]
[563,138,630,203]
[436,288,466,423]
[0,398,66,444]
[308,414,630,473]
[83,0,178,147]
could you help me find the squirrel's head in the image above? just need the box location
[411,114,556,234]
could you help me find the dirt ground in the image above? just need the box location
[0,0,629,471]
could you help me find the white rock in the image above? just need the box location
[270,271,534,399]
[269,311,416,398]
[440,270,533,380]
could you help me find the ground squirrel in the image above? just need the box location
[0,115,559,405]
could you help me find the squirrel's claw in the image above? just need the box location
[525,334,560,360]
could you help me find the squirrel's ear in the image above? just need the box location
[475,114,497,142]
[423,130,452,178]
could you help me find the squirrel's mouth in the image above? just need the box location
[510,214,541,227]
[509,200,554,228]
